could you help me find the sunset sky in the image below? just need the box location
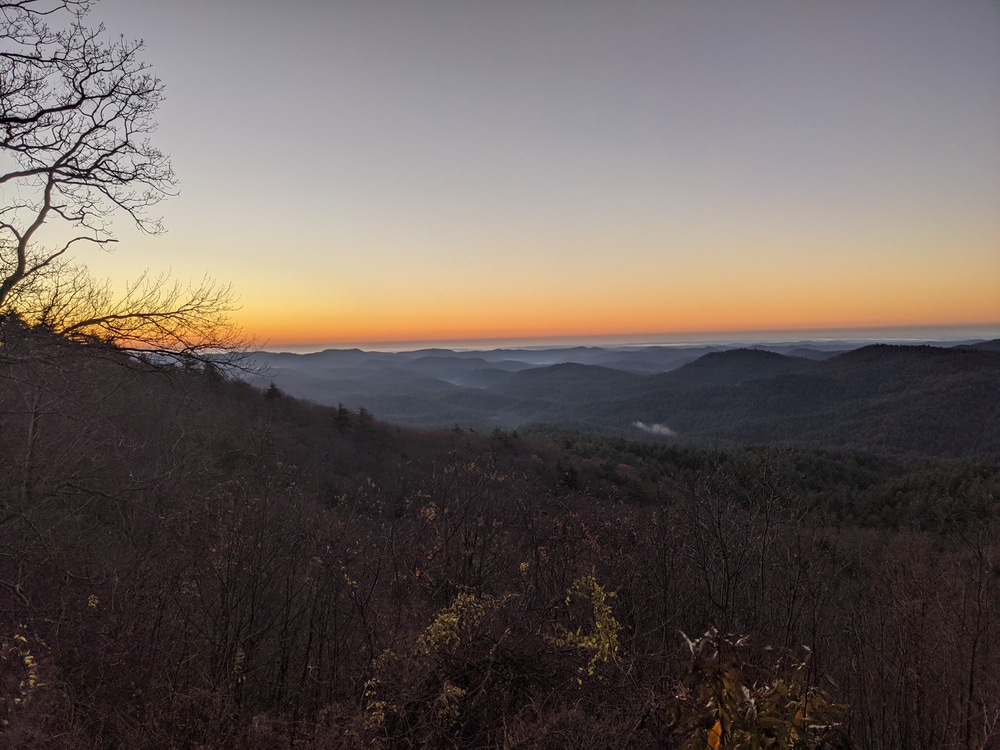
[81,0,999,349]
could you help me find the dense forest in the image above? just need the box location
[248,343,1000,457]
[2,320,998,748]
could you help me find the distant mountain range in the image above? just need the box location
[246,339,1000,457]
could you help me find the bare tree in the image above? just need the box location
[1,1,246,364]
[5,261,248,364]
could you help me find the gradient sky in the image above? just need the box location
[77,0,1000,347]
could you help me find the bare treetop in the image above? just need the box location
[0,0,175,307]
[1,1,249,367]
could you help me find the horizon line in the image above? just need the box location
[257,322,1000,355]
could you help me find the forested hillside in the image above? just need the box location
[250,343,1000,457]
[2,322,999,748]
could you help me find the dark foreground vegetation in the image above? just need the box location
[2,322,999,749]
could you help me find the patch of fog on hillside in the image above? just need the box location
[633,421,677,437]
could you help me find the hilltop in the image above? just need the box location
[248,340,1000,457]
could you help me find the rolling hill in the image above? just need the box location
[247,341,1000,456]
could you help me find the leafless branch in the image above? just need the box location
[1,2,248,368]
[3,261,253,367]
[1,0,175,308]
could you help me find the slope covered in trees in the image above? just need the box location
[250,343,1000,457]
[2,324,999,748]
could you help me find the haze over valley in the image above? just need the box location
[247,334,1000,457]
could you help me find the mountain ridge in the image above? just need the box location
[246,340,1000,456]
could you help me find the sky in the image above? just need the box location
[73,0,1000,348]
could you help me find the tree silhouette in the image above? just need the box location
[0,0,245,364]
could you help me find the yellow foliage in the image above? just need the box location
[548,574,621,678]
[436,681,467,720]
[1,626,44,724]
[414,591,497,656]
[364,592,504,736]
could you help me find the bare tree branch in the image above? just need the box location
[1,1,249,368]
[3,261,252,367]
[1,0,174,308]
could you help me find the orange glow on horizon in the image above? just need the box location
[239,282,1000,345]
[236,238,1000,348]
[246,310,1000,349]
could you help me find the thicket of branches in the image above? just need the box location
[0,330,997,748]
[1,0,245,365]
